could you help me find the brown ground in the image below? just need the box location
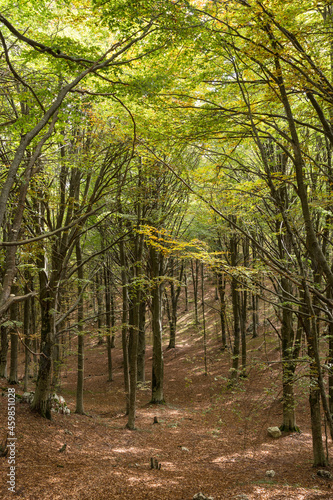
[1,297,333,500]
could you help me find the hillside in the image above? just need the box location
[1,301,332,500]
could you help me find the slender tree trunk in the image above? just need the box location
[252,292,259,339]
[126,220,144,429]
[167,260,183,349]
[75,238,85,414]
[111,291,115,349]
[326,273,333,414]
[150,246,164,404]
[23,278,32,392]
[137,299,146,383]
[104,259,113,382]
[126,298,139,429]
[280,277,298,431]
[240,289,247,375]
[301,287,328,466]
[119,238,130,414]
[240,239,249,374]
[184,271,188,312]
[8,287,19,385]
[96,271,104,344]
[201,262,207,376]
[0,324,8,378]
[217,272,227,348]
[229,231,240,385]
[191,259,199,326]
[52,338,61,391]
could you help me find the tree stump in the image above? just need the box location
[150,457,161,470]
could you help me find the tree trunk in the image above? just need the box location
[119,238,130,414]
[137,299,146,383]
[229,230,240,385]
[31,265,54,419]
[104,259,113,382]
[191,259,199,326]
[23,278,32,392]
[167,260,183,349]
[184,271,188,312]
[8,289,19,385]
[302,287,328,466]
[0,324,8,378]
[126,300,139,429]
[150,246,165,404]
[240,289,247,375]
[201,262,207,376]
[217,272,227,348]
[280,277,299,431]
[252,292,259,339]
[96,271,104,344]
[75,238,85,414]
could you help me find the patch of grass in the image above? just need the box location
[252,479,275,486]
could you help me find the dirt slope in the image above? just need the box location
[1,306,333,499]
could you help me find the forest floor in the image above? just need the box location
[1,295,333,499]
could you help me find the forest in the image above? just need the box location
[1,0,333,498]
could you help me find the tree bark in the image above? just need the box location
[229,229,240,385]
[0,324,8,378]
[75,237,85,414]
[119,238,130,415]
[8,287,19,385]
[137,299,146,384]
[191,259,199,327]
[150,246,165,404]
